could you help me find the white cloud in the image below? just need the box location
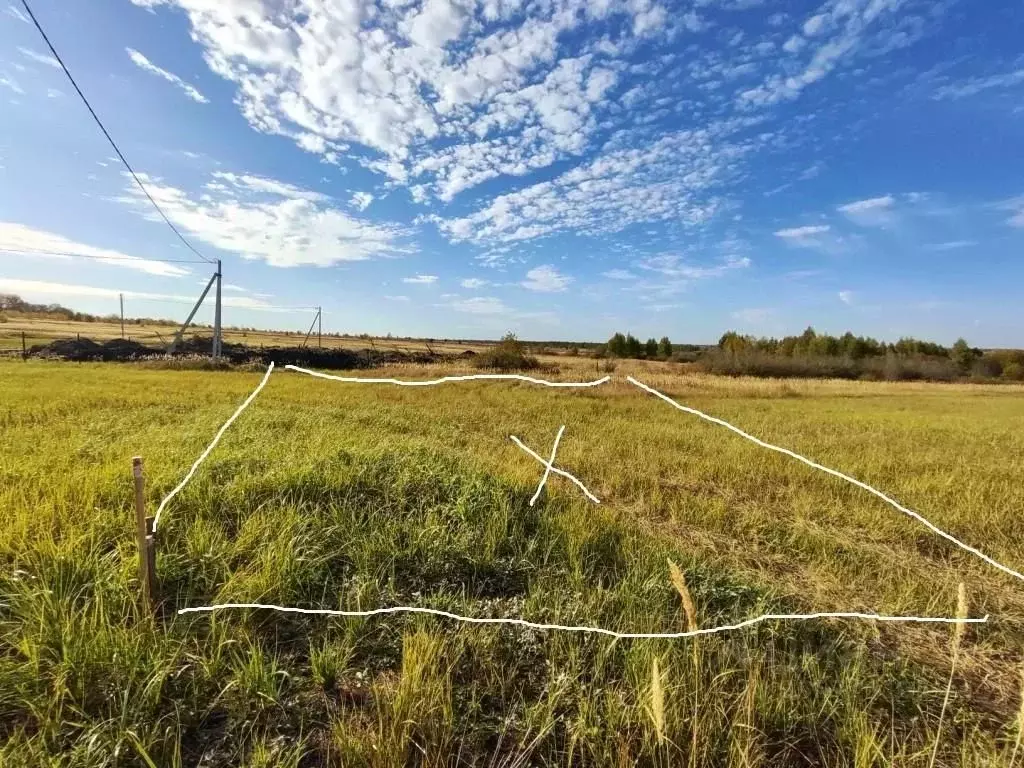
[460,277,489,288]
[838,290,853,305]
[127,0,688,202]
[0,277,279,309]
[116,171,409,267]
[5,4,29,23]
[0,222,191,277]
[923,240,976,251]
[17,47,61,69]
[740,0,913,107]
[402,274,439,284]
[447,296,510,314]
[774,224,830,239]
[126,47,208,104]
[521,264,572,292]
[837,194,895,226]
[434,119,761,244]
[601,268,636,280]
[350,191,374,211]
[384,294,410,301]
[933,69,1024,100]
[0,74,24,95]
[636,253,750,280]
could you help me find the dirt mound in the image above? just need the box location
[27,335,443,370]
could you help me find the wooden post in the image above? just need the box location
[21,331,26,359]
[132,457,156,611]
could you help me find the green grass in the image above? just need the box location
[2,360,1024,766]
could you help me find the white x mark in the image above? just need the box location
[510,425,600,506]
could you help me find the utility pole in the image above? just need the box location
[212,259,222,361]
[318,306,322,348]
[119,293,125,339]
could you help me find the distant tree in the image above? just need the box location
[645,338,659,358]
[658,336,673,357]
[625,333,643,358]
[950,338,978,373]
[607,332,627,357]
[718,330,751,355]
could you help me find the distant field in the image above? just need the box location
[0,314,495,356]
[2,359,1024,765]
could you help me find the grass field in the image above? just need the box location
[2,358,1024,766]
[0,315,491,356]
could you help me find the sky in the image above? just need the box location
[0,0,1022,345]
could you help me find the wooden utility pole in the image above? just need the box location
[212,260,223,361]
[132,457,156,611]
[120,293,125,339]
[21,331,26,359]
[318,306,322,349]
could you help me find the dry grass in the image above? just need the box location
[2,358,1024,765]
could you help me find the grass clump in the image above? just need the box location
[472,332,539,371]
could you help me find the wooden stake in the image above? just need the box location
[21,331,26,360]
[132,457,155,611]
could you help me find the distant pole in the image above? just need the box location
[132,457,156,612]
[318,306,322,349]
[120,293,125,339]
[21,331,26,360]
[212,260,222,361]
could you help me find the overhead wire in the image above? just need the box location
[18,0,215,265]
[0,247,209,265]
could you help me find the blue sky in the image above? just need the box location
[1,0,1022,344]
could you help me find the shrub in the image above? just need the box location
[472,333,539,371]
[1003,362,1024,381]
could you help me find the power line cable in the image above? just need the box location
[19,0,215,265]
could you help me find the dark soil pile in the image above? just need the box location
[28,335,442,370]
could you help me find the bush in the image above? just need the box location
[1003,362,1024,381]
[695,350,960,382]
[472,333,539,371]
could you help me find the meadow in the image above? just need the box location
[2,356,1024,766]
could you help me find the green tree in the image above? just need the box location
[625,333,642,358]
[950,338,978,373]
[718,331,750,355]
[607,332,627,357]
[658,336,672,357]
[645,338,659,357]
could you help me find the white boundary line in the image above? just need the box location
[627,375,1024,584]
[285,364,611,388]
[177,602,987,639]
[510,433,600,504]
[529,425,565,506]
[152,362,275,532]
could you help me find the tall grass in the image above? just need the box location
[1,360,1023,764]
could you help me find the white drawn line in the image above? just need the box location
[285,364,611,388]
[627,376,1024,584]
[529,425,565,506]
[178,603,987,639]
[510,434,600,504]
[153,363,275,532]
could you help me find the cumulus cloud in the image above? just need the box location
[115,171,409,267]
[521,264,572,292]
[350,192,374,211]
[0,222,191,277]
[127,0,680,202]
[126,47,208,103]
[402,274,439,284]
[460,277,489,288]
